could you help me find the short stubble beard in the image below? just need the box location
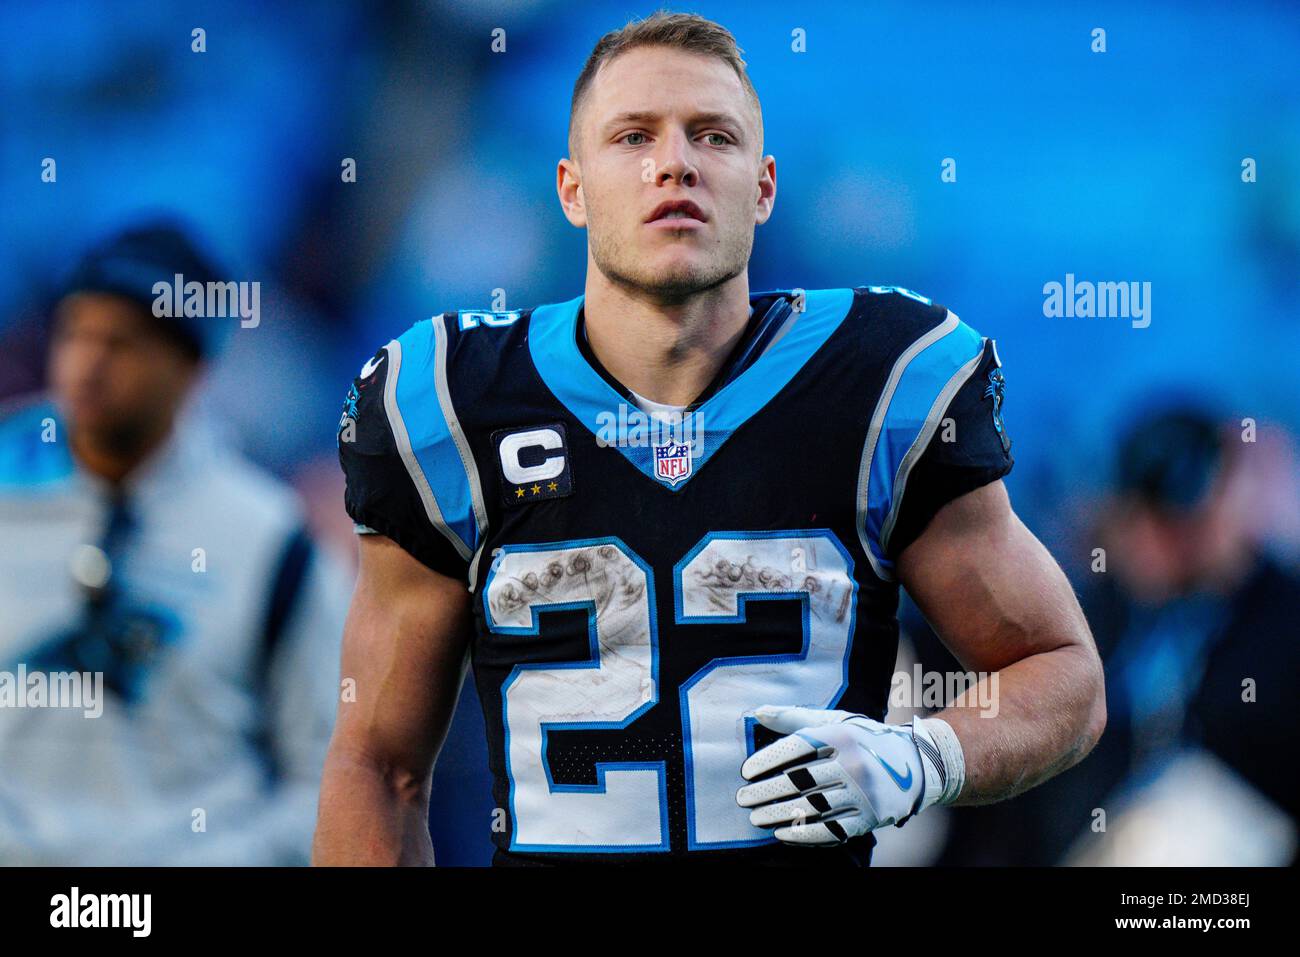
[588,215,753,305]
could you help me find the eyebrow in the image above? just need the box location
[600,110,745,136]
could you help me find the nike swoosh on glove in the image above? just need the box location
[735,704,947,846]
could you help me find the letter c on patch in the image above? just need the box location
[499,428,565,484]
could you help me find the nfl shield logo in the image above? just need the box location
[653,439,692,486]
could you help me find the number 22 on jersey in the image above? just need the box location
[481,530,856,852]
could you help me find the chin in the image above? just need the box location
[638,255,715,288]
[641,273,716,299]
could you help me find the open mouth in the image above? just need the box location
[646,200,707,226]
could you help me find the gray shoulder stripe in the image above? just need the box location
[856,312,959,581]
[432,314,489,553]
[880,339,987,552]
[467,540,488,594]
[383,337,473,562]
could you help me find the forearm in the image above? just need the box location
[933,641,1105,806]
[312,744,434,866]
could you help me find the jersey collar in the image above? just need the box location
[528,288,855,490]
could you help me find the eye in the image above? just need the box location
[620,131,649,146]
[702,132,731,147]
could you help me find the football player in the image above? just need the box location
[313,12,1105,865]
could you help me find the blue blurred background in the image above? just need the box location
[3,1,1297,865]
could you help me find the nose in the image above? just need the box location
[654,130,699,187]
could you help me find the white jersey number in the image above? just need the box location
[482,531,856,852]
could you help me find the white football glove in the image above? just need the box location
[735,704,960,846]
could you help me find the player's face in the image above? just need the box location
[567,46,774,299]
[48,292,198,451]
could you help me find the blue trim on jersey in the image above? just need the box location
[481,536,670,854]
[529,288,856,490]
[743,714,760,761]
[391,320,479,556]
[863,319,984,572]
[0,398,75,492]
[673,529,858,851]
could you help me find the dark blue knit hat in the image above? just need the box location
[64,222,230,359]
[1116,406,1225,513]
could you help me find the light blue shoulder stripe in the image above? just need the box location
[529,288,856,489]
[856,311,986,580]
[0,398,75,491]
[387,316,487,561]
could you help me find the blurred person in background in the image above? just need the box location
[0,222,349,865]
[916,403,1299,865]
[1068,405,1299,864]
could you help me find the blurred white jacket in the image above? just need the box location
[0,395,348,865]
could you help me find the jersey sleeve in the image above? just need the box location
[337,320,482,582]
[884,333,1014,559]
[856,304,1014,578]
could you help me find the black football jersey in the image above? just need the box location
[338,286,1014,865]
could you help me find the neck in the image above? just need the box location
[582,266,753,407]
[69,417,173,486]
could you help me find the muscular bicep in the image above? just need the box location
[895,480,1093,672]
[330,534,473,783]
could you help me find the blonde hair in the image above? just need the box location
[568,10,762,158]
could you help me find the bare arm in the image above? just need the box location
[311,534,472,865]
[896,480,1106,805]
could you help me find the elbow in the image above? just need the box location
[323,738,431,809]
[1083,688,1107,756]
[1078,653,1108,758]
[1052,635,1108,770]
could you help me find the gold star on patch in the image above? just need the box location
[531,484,542,495]
[514,487,525,499]
[548,481,558,492]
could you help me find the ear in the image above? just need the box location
[557,157,587,228]
[754,154,777,226]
